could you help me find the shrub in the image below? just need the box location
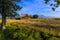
[33,31,43,40]
[0,25,60,40]
[32,14,39,18]
[48,37,60,40]
[0,31,4,40]
[25,35,35,40]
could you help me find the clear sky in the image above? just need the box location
[16,0,60,17]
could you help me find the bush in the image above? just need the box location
[48,37,60,40]
[32,14,39,18]
[0,26,60,40]
[0,31,4,40]
[25,35,35,40]
[33,31,43,40]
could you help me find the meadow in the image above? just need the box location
[0,18,60,40]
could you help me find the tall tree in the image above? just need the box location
[0,0,22,30]
[45,0,60,11]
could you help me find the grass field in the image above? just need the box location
[5,18,60,27]
[2,18,60,34]
[0,18,60,40]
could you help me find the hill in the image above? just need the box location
[39,15,56,18]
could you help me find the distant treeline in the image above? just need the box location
[13,14,39,20]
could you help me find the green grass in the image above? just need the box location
[0,25,60,40]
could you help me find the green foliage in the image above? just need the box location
[45,0,49,4]
[45,0,60,11]
[0,0,22,30]
[0,0,22,17]
[33,31,42,40]
[0,31,4,40]
[48,37,60,40]
[32,14,39,18]
[0,25,60,40]
[25,35,35,40]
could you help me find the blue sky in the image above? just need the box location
[16,0,60,17]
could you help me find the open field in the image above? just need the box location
[0,18,60,40]
[0,18,60,33]
[5,18,60,27]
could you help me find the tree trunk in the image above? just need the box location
[1,7,6,31]
[0,0,6,31]
[1,14,6,31]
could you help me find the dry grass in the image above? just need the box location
[0,18,60,27]
[0,18,60,35]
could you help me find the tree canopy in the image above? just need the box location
[0,0,22,17]
[45,0,60,11]
[0,0,22,30]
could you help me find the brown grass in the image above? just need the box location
[0,18,60,35]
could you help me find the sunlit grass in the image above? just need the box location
[0,18,60,36]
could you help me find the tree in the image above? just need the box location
[45,0,60,11]
[32,14,39,18]
[0,0,22,30]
